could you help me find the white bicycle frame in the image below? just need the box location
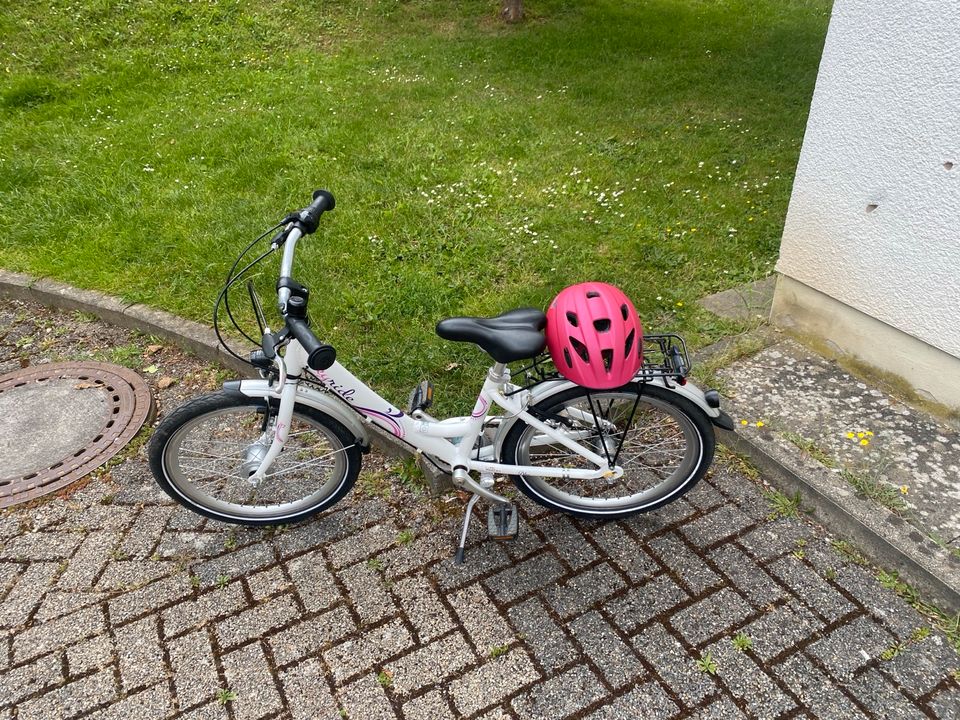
[239,223,725,506]
[245,337,620,505]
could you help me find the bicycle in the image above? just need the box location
[148,190,736,562]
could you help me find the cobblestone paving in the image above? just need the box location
[2,302,959,719]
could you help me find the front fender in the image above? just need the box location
[222,379,371,450]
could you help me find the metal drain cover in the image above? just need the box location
[0,362,155,507]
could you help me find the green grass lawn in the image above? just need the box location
[0,0,831,407]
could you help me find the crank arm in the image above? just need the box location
[451,468,509,504]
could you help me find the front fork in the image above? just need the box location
[249,343,307,482]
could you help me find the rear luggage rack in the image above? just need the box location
[509,332,692,394]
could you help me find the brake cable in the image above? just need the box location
[213,222,283,364]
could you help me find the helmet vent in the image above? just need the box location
[569,337,590,362]
[593,318,611,333]
[562,348,574,369]
[586,291,600,299]
[621,304,629,320]
[565,311,579,327]
[601,349,614,372]
[624,329,635,358]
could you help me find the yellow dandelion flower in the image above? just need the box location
[866,431,874,437]
[900,485,908,495]
[756,421,765,428]
[860,439,869,446]
[857,432,865,439]
[740,420,748,426]
[846,432,855,439]
[676,301,684,307]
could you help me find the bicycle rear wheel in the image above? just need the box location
[148,391,361,525]
[500,382,714,519]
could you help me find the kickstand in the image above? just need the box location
[455,493,481,565]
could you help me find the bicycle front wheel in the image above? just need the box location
[148,391,361,526]
[500,383,714,519]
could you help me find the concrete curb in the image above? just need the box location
[1,269,249,375]
[720,418,960,615]
[0,269,452,492]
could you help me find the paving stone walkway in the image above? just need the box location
[1,300,959,719]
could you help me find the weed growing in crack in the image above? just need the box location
[877,570,960,652]
[396,456,425,494]
[490,644,510,659]
[357,470,392,499]
[780,431,837,468]
[792,537,807,560]
[716,445,761,482]
[262,525,289,540]
[695,652,718,675]
[764,488,802,520]
[840,468,907,513]
[830,539,868,566]
[880,642,906,661]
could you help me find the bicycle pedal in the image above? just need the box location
[487,503,519,541]
[408,380,434,414]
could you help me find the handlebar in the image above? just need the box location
[276,189,335,312]
[270,190,339,371]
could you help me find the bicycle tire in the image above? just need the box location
[148,391,361,526]
[500,382,714,519]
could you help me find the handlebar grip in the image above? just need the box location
[287,316,337,371]
[297,189,336,234]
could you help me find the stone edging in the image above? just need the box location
[720,425,960,615]
[0,269,248,375]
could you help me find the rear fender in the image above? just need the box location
[491,376,731,460]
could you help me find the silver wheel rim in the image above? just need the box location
[162,405,348,521]
[515,391,702,513]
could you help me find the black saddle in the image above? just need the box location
[436,307,547,363]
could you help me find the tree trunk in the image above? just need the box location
[501,0,524,23]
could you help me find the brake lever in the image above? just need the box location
[270,222,295,249]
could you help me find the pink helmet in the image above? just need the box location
[545,282,643,389]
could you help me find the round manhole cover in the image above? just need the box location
[0,362,155,508]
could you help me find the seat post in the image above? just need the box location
[487,363,508,384]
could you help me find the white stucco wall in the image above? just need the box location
[776,0,960,359]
